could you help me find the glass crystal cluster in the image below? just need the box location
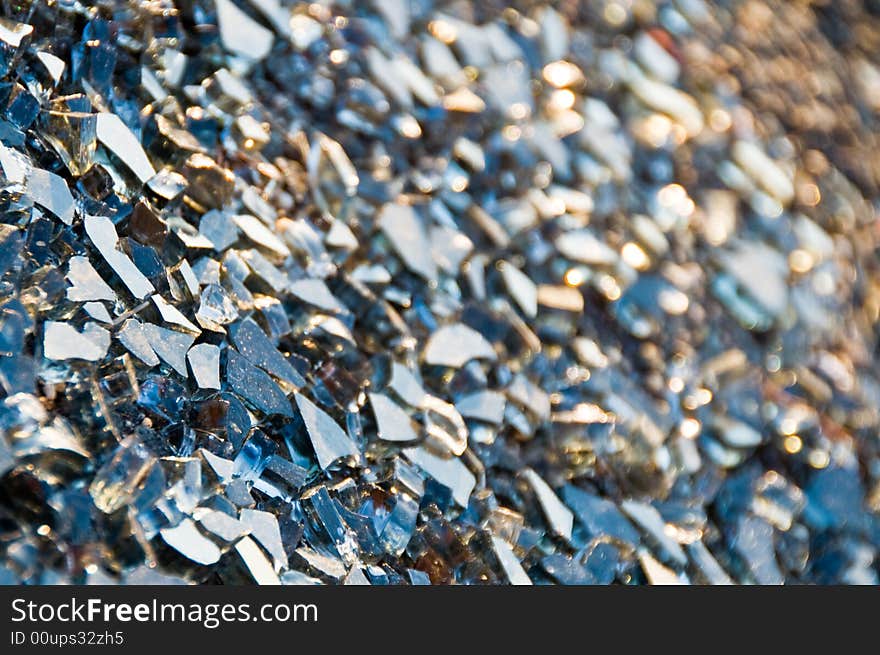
[1,0,880,585]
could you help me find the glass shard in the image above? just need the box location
[295,392,359,469]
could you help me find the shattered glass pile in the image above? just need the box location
[2,0,880,586]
